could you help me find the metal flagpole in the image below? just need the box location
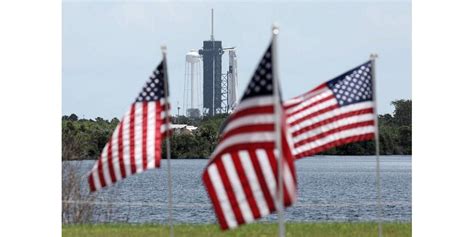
[370,53,382,237]
[271,24,285,237]
[161,45,174,237]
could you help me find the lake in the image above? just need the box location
[63,156,411,224]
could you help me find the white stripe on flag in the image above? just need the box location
[111,126,121,181]
[122,108,132,177]
[161,110,167,120]
[293,113,376,143]
[285,88,332,114]
[211,132,275,159]
[222,114,274,134]
[283,86,330,109]
[239,150,270,217]
[295,125,376,154]
[272,150,297,203]
[289,101,374,133]
[222,154,255,223]
[283,160,296,202]
[208,163,238,229]
[91,164,101,191]
[287,97,338,123]
[160,98,167,105]
[134,103,143,172]
[256,149,277,203]
[146,101,156,168]
[100,143,112,186]
[160,123,170,133]
[230,96,273,113]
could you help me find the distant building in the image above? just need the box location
[170,124,198,135]
[186,108,201,118]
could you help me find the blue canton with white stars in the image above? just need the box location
[135,61,167,103]
[326,61,373,107]
[241,44,274,101]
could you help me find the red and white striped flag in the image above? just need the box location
[284,61,376,159]
[88,60,171,192]
[202,43,297,230]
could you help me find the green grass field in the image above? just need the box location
[63,222,411,237]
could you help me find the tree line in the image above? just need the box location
[62,99,411,160]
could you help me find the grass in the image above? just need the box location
[63,222,411,237]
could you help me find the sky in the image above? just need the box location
[62,0,411,120]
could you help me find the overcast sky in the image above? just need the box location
[62,0,411,119]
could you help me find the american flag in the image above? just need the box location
[284,61,375,159]
[88,60,171,192]
[202,43,297,230]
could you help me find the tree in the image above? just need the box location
[95,117,105,123]
[61,98,412,160]
[391,99,411,154]
[379,114,394,126]
[62,121,87,160]
[398,125,412,154]
[391,99,411,127]
[68,113,78,121]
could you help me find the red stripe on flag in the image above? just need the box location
[282,134,297,205]
[289,104,339,127]
[291,108,374,137]
[282,135,298,188]
[155,102,162,168]
[129,104,137,174]
[215,158,245,226]
[211,142,274,162]
[142,102,148,170]
[305,83,328,97]
[229,106,274,121]
[283,102,297,110]
[202,171,229,230]
[265,149,292,205]
[295,133,375,159]
[118,122,126,178]
[282,163,293,206]
[107,142,117,183]
[283,84,328,110]
[88,173,96,192]
[294,120,375,147]
[219,124,274,142]
[265,149,278,182]
[230,152,261,219]
[286,94,335,117]
[248,149,275,211]
[97,155,106,188]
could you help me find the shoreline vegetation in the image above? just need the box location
[62,222,412,237]
[62,99,411,161]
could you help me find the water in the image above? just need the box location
[63,156,411,223]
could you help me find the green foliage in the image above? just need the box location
[62,117,118,160]
[62,113,229,160]
[391,99,412,127]
[166,114,228,159]
[62,100,411,160]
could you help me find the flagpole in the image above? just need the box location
[370,53,382,237]
[161,45,174,237]
[271,24,285,237]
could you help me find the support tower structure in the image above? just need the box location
[199,9,223,116]
[198,9,238,116]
